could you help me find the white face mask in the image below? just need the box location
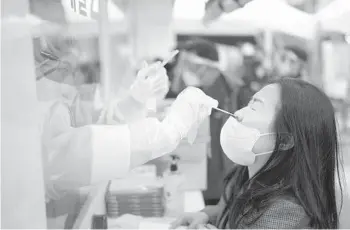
[61,83,77,101]
[182,71,201,87]
[36,77,77,101]
[220,117,274,166]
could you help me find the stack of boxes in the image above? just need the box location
[105,186,165,218]
[105,166,165,218]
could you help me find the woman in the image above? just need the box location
[172,78,343,229]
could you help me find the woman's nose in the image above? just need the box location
[233,109,244,122]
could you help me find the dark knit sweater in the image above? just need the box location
[202,196,309,229]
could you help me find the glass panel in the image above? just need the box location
[31,0,132,228]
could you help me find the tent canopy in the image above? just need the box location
[173,0,259,35]
[316,0,350,34]
[219,0,316,39]
[216,0,350,38]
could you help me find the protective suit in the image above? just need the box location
[35,31,218,227]
[40,66,217,229]
[42,86,218,199]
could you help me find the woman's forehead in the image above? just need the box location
[254,84,281,107]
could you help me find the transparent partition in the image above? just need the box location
[31,0,133,228]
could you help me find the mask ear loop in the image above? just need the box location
[253,132,294,156]
[254,150,274,157]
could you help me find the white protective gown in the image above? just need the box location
[39,85,217,228]
[41,98,178,199]
[36,78,154,228]
[39,98,176,229]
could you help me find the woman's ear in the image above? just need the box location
[279,134,294,151]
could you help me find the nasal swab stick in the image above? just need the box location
[161,50,179,67]
[212,107,235,117]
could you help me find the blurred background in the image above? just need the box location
[1,0,350,229]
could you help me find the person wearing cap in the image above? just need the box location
[236,43,266,110]
[273,45,308,80]
[236,44,308,111]
[169,38,239,203]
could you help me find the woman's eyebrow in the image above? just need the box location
[251,96,264,104]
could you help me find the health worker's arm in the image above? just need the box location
[46,123,131,191]
[46,116,179,189]
[98,62,169,125]
[128,117,181,168]
[128,86,219,168]
[46,87,217,193]
[44,102,131,197]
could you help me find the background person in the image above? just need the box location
[170,39,238,204]
[272,45,308,80]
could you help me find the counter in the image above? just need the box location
[73,101,210,228]
[73,182,205,229]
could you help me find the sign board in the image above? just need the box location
[68,0,98,19]
[62,0,124,22]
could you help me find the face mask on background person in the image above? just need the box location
[60,83,77,101]
[220,116,275,165]
[72,84,102,126]
[36,76,77,102]
[182,70,202,87]
[181,52,221,88]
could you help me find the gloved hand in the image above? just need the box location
[45,179,66,202]
[163,87,218,139]
[170,212,210,229]
[130,61,169,105]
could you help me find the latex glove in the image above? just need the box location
[45,180,66,201]
[163,87,218,140]
[129,87,217,165]
[130,61,169,105]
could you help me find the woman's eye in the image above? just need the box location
[248,102,258,111]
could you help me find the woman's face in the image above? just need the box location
[234,84,281,153]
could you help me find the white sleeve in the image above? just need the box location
[128,87,219,168]
[129,116,181,168]
[47,124,131,191]
[48,117,178,190]
[90,125,131,182]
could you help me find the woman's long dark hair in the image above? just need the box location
[218,78,343,228]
